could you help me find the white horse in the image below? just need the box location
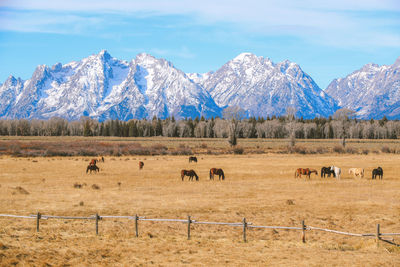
[348,168,364,178]
[330,166,341,179]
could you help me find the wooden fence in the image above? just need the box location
[1,213,399,247]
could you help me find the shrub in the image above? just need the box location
[345,147,357,154]
[233,147,244,154]
[333,145,345,154]
[362,149,369,155]
[381,146,394,153]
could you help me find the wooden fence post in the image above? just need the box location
[187,216,191,240]
[95,213,99,235]
[301,220,306,243]
[243,218,247,242]
[135,214,139,237]
[36,212,41,232]
[376,224,380,247]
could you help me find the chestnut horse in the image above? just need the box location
[209,168,225,180]
[181,170,199,181]
[295,168,318,179]
[86,164,99,173]
[139,161,144,170]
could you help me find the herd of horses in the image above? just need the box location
[85,155,384,181]
[295,166,383,180]
[181,157,225,181]
[85,155,225,182]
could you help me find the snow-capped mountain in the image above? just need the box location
[325,57,400,119]
[5,50,399,121]
[195,53,338,118]
[0,50,221,120]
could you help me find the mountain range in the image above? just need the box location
[0,50,399,120]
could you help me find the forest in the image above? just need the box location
[0,114,397,139]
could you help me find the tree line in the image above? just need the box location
[0,115,398,139]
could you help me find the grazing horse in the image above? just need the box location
[181,170,199,181]
[321,167,335,178]
[330,166,341,179]
[209,168,225,180]
[189,156,198,163]
[86,164,100,173]
[295,168,317,179]
[372,167,383,179]
[349,168,364,178]
[139,161,144,170]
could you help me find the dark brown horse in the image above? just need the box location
[181,170,199,181]
[295,168,318,179]
[189,156,197,163]
[209,168,225,180]
[86,164,100,173]
[372,167,383,179]
[139,161,144,170]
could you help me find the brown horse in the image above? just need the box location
[295,168,318,179]
[189,156,197,163]
[86,164,99,173]
[139,161,144,170]
[181,170,199,181]
[209,168,225,180]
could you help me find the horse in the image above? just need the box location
[86,164,100,173]
[372,167,383,179]
[189,156,198,163]
[181,170,199,181]
[321,167,335,178]
[209,168,225,180]
[139,161,144,170]
[349,168,364,178]
[330,166,341,179]
[295,168,317,179]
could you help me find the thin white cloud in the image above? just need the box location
[0,0,399,48]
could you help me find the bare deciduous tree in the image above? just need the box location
[223,106,246,147]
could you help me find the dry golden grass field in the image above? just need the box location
[0,138,400,266]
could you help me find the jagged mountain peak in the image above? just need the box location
[325,56,400,119]
[197,53,338,118]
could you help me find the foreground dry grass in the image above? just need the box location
[1,152,400,266]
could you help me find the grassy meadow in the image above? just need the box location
[0,137,400,266]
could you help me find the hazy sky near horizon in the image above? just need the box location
[0,0,399,88]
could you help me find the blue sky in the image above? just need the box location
[0,0,399,89]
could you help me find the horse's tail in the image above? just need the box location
[209,169,212,180]
[86,166,89,173]
[221,170,225,180]
[321,168,323,178]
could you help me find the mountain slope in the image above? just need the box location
[0,50,221,120]
[325,57,400,119]
[196,53,338,119]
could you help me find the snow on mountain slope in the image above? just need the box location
[197,53,338,118]
[325,57,400,119]
[0,50,221,120]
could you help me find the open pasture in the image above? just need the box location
[1,152,400,266]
